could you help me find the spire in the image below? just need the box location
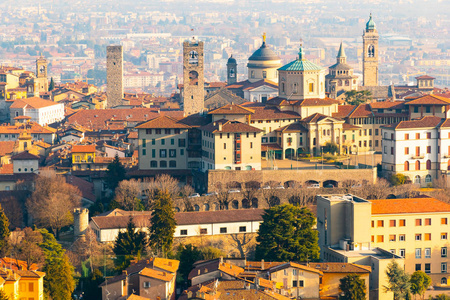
[366,13,376,31]
[298,39,304,60]
[337,42,346,58]
[337,42,346,64]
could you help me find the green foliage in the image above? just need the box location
[49,77,55,91]
[175,244,202,285]
[390,173,408,186]
[105,154,126,192]
[255,204,319,262]
[0,204,10,256]
[0,290,9,300]
[323,142,339,154]
[339,274,367,300]
[345,90,372,105]
[200,246,226,260]
[38,229,75,300]
[80,269,103,300]
[113,217,147,269]
[410,271,431,298]
[384,260,411,300]
[435,294,450,300]
[148,191,176,255]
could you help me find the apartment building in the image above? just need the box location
[381,116,450,186]
[10,97,64,126]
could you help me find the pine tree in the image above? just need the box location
[105,154,126,192]
[113,217,147,269]
[0,204,10,256]
[148,191,176,255]
[339,274,367,300]
[384,260,411,300]
[48,77,55,91]
[38,229,75,300]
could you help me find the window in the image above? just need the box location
[405,147,409,155]
[399,249,405,257]
[152,139,155,145]
[415,234,422,241]
[152,149,156,158]
[399,219,406,226]
[442,263,447,273]
[169,149,176,157]
[165,129,171,134]
[416,264,421,271]
[160,149,167,158]
[239,226,247,233]
[180,149,184,156]
[292,280,298,287]
[200,228,207,234]
[160,161,167,168]
[309,83,314,93]
[442,233,448,240]
[377,220,384,227]
[179,139,186,147]
[425,248,431,258]
[142,149,146,155]
[416,219,422,226]
[425,233,431,241]
[377,235,384,243]
[425,218,432,226]
[404,161,409,171]
[171,138,175,145]
[442,247,448,258]
[220,227,227,234]
[427,132,431,139]
[389,235,396,242]
[390,249,396,254]
[416,133,420,139]
[442,218,448,225]
[416,248,422,258]
[142,139,146,147]
[150,161,157,168]
[399,234,406,241]
[371,235,374,242]
[169,160,176,168]
[180,230,187,236]
[405,133,409,140]
[426,106,431,113]
[299,280,304,287]
[28,282,34,292]
[390,220,396,227]
[371,220,374,228]
[427,146,431,154]
[262,71,267,78]
[224,143,226,150]
[425,263,431,274]
[143,281,151,288]
[156,129,161,134]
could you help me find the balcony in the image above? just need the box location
[444,153,450,159]
[411,153,425,159]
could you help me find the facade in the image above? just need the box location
[9,97,64,126]
[362,14,379,86]
[247,34,282,84]
[325,42,359,99]
[0,122,56,144]
[183,38,205,116]
[106,45,124,108]
[226,55,237,85]
[381,116,450,186]
[35,56,48,94]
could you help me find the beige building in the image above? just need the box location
[247,34,282,84]
[136,116,190,170]
[362,14,379,86]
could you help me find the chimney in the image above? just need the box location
[218,122,223,131]
[220,256,223,264]
[261,259,264,270]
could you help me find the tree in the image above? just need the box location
[175,244,202,285]
[105,154,126,192]
[0,204,10,256]
[323,142,339,154]
[261,181,282,208]
[345,90,372,105]
[410,271,431,300]
[113,179,144,211]
[339,274,367,300]
[288,182,315,206]
[148,191,176,255]
[384,260,411,300]
[80,268,103,300]
[48,77,55,91]
[0,290,9,300]
[10,227,44,270]
[200,246,225,260]
[229,233,255,258]
[180,185,195,212]
[255,204,319,262]
[390,173,408,186]
[39,229,75,300]
[71,228,103,273]
[113,217,147,269]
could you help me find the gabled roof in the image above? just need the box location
[10,97,60,109]
[0,141,16,157]
[332,105,356,118]
[405,94,450,106]
[369,101,405,109]
[348,104,374,118]
[275,122,308,133]
[204,87,247,110]
[268,262,323,276]
[135,115,190,129]
[371,197,450,215]
[200,120,262,134]
[72,145,96,153]
[416,75,435,80]
[441,119,450,128]
[301,113,342,124]
[383,116,444,129]
[248,106,300,120]
[140,267,174,282]
[208,104,254,115]
[176,209,264,225]
[310,262,371,273]
[11,151,39,161]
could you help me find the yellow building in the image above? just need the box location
[71,144,96,170]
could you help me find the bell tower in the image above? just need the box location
[183,37,204,116]
[362,14,379,86]
[226,55,237,85]
[35,55,48,94]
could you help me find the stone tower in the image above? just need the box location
[183,38,205,116]
[73,208,89,237]
[226,55,237,85]
[106,45,124,108]
[362,14,379,86]
[35,55,48,94]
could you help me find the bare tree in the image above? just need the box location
[394,184,420,199]
[261,181,281,208]
[10,228,44,270]
[213,182,231,210]
[26,170,81,238]
[288,182,315,206]
[142,174,180,207]
[358,179,390,200]
[180,185,195,212]
[240,174,260,208]
[228,233,256,258]
[114,179,142,211]
[70,228,103,273]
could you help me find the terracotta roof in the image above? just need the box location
[371,198,450,215]
[269,262,323,276]
[208,104,255,115]
[0,164,13,175]
[140,267,174,282]
[176,209,264,225]
[0,122,54,134]
[127,131,138,139]
[441,119,450,128]
[348,104,373,118]
[384,116,443,129]
[153,257,180,273]
[416,75,435,80]
[91,214,152,230]
[10,97,60,109]
[0,257,39,271]
[275,122,308,133]
[369,101,405,109]
[0,141,16,156]
[332,105,355,118]
[218,262,244,277]
[11,151,39,160]
[247,106,300,120]
[310,263,371,273]
[301,113,341,124]
[297,98,341,106]
[15,270,45,278]
[207,82,227,88]
[261,144,283,151]
[405,94,450,105]
[72,145,96,153]
[178,114,211,127]
[135,115,190,129]
[342,123,361,130]
[245,261,284,271]
[200,120,262,134]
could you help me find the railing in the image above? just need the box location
[411,153,425,159]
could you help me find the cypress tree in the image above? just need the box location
[148,191,176,255]
[0,204,10,256]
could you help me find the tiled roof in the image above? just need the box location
[135,115,190,129]
[342,123,361,130]
[405,94,450,105]
[218,262,244,277]
[176,209,264,225]
[140,267,174,282]
[153,257,179,273]
[416,75,435,79]
[248,106,300,120]
[0,122,54,134]
[91,214,151,230]
[178,114,211,127]
[371,197,450,214]
[261,144,283,151]
[65,175,95,202]
[348,104,374,118]
[0,164,13,175]
[386,116,444,129]
[127,131,138,139]
[301,113,341,124]
[10,97,60,109]
[369,101,405,109]
[0,141,16,156]
[298,98,341,106]
[441,119,450,128]
[72,145,96,153]
[204,88,247,110]
[208,104,254,115]
[275,122,308,133]
[269,262,323,275]
[332,105,355,118]
[200,120,262,134]
[0,257,39,271]
[11,151,39,161]
[310,263,371,273]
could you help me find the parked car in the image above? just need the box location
[205,191,218,196]
[274,185,285,189]
[259,186,271,190]
[228,189,241,193]
[324,184,334,188]
[307,183,320,188]
[188,193,200,198]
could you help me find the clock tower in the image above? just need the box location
[227,55,237,85]
[35,55,48,94]
[362,14,379,86]
[183,37,204,116]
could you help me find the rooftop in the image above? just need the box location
[371,197,450,215]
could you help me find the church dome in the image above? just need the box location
[366,13,376,30]
[248,42,280,62]
[227,55,237,64]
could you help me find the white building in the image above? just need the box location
[381,116,450,186]
[10,97,65,126]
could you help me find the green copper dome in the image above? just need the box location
[366,13,376,30]
[278,45,323,71]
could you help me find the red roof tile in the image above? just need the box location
[405,95,450,105]
[10,97,60,109]
[72,145,96,153]
[371,198,450,214]
[135,115,190,129]
[348,104,373,118]
[385,116,443,129]
[208,104,255,115]
[332,105,355,118]
[200,120,262,134]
